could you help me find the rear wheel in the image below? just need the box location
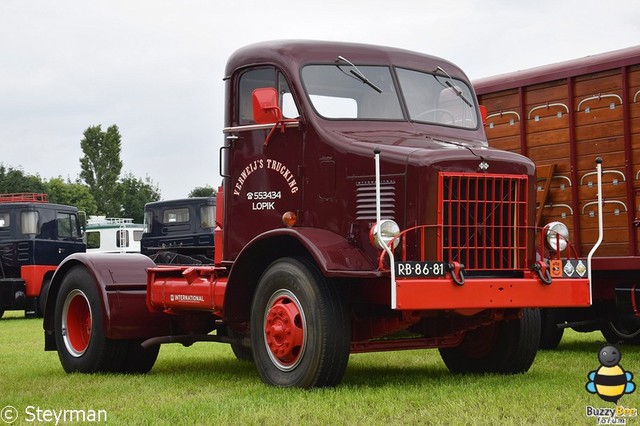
[250,257,350,388]
[54,266,126,373]
[439,309,541,374]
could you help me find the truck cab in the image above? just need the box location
[0,193,84,318]
[85,216,144,254]
[141,197,215,264]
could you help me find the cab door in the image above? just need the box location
[222,66,304,260]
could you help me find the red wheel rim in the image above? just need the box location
[62,290,92,357]
[263,290,306,371]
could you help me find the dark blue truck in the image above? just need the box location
[0,193,84,318]
[141,197,215,264]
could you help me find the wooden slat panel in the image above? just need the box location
[573,69,622,96]
[478,54,640,258]
[525,114,569,132]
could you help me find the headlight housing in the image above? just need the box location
[370,220,400,250]
[544,221,569,253]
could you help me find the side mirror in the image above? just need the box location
[252,87,282,124]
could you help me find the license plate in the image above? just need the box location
[395,261,446,277]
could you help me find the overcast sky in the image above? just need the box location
[1,1,638,201]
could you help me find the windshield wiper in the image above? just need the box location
[433,66,472,107]
[336,56,382,93]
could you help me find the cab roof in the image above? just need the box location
[224,40,469,81]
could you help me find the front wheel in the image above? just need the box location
[250,257,350,388]
[54,266,126,373]
[439,309,541,374]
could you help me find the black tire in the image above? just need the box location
[121,340,160,374]
[250,257,350,388]
[539,309,564,350]
[439,308,541,374]
[54,266,127,373]
[0,309,4,319]
[601,317,640,345]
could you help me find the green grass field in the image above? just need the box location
[1,310,638,425]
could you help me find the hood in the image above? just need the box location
[335,129,535,176]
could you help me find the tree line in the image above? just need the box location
[0,125,212,223]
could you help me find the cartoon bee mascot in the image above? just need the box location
[586,345,635,404]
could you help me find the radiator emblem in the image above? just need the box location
[479,161,489,171]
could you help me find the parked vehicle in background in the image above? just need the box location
[141,197,215,264]
[43,41,593,387]
[0,193,84,318]
[84,216,144,253]
[474,45,640,347]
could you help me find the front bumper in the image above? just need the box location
[395,276,591,310]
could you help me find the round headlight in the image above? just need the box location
[371,220,401,250]
[545,221,569,252]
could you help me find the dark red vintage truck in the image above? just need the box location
[474,45,640,348]
[43,40,593,388]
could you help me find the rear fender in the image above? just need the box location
[43,253,171,350]
[223,227,377,325]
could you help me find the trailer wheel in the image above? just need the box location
[250,257,350,388]
[539,309,564,350]
[439,308,540,374]
[54,266,126,373]
[601,318,640,345]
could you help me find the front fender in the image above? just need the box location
[238,227,378,277]
[222,227,379,326]
[43,253,171,350]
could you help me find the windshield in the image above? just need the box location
[301,65,403,120]
[396,67,478,129]
[300,64,478,129]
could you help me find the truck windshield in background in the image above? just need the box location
[301,64,478,128]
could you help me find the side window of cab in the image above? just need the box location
[238,67,298,125]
